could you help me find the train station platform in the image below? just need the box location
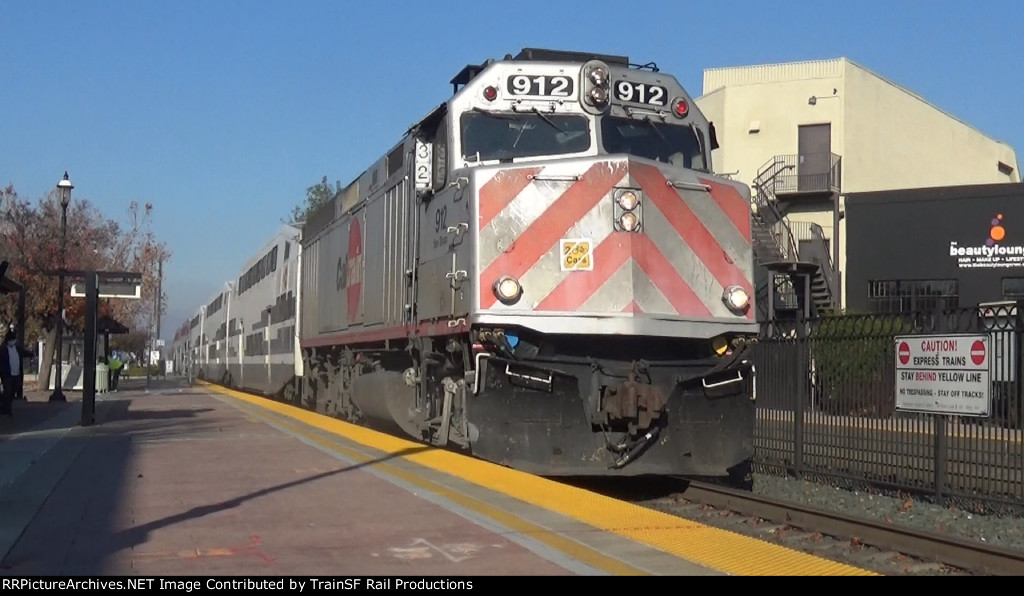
[0,377,875,576]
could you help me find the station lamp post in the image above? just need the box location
[49,171,72,402]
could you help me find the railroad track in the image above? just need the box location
[641,480,1024,576]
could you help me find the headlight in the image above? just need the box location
[587,87,608,107]
[723,285,749,311]
[589,67,608,87]
[493,276,523,305]
[617,190,639,211]
[619,212,640,232]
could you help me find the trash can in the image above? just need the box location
[95,363,109,393]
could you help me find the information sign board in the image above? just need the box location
[70,272,142,299]
[895,334,991,416]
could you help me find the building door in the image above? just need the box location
[798,124,831,192]
[798,237,830,265]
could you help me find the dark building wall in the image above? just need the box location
[845,183,1024,313]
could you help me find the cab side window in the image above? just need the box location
[432,118,448,193]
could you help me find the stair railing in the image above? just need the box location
[805,223,839,309]
[752,160,799,263]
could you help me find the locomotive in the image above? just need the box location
[172,48,759,479]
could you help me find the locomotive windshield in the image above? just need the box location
[461,110,591,162]
[601,116,707,171]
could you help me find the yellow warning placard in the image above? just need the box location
[560,238,593,271]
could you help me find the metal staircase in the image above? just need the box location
[750,157,839,320]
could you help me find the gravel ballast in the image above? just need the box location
[751,473,1024,552]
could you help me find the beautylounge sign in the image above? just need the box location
[949,214,1024,269]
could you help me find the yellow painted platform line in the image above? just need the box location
[225,398,650,576]
[200,382,877,576]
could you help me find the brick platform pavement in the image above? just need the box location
[0,387,76,440]
[0,376,152,440]
[0,380,600,576]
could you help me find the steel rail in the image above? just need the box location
[681,481,1024,576]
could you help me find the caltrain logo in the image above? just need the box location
[345,218,363,322]
[949,213,1024,269]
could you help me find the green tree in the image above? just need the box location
[286,175,342,225]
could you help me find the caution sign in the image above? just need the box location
[894,334,991,417]
[560,238,593,271]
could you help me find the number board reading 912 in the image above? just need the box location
[506,74,574,98]
[894,333,991,417]
[613,80,667,106]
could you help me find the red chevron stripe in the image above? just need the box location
[479,160,627,309]
[698,176,752,241]
[535,233,711,317]
[478,166,543,230]
[632,163,753,295]
[632,234,712,316]
[622,300,643,313]
[534,234,632,312]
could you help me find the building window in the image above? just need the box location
[867,279,959,314]
[1002,277,1024,298]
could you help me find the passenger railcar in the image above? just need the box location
[171,321,190,374]
[175,307,203,373]
[176,48,759,480]
[197,284,230,384]
[171,224,302,399]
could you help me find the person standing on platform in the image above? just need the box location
[108,351,124,391]
[0,329,30,416]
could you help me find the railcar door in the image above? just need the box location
[417,189,464,321]
[413,112,467,323]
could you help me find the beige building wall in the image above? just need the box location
[697,58,1020,309]
[843,61,1020,192]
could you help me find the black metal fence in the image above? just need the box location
[751,302,1024,515]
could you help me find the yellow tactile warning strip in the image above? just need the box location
[224,397,652,576]
[199,382,877,576]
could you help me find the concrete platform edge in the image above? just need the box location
[210,392,726,576]
[207,394,613,576]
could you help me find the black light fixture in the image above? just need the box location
[49,171,73,402]
[58,171,72,208]
[808,89,839,105]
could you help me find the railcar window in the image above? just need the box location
[387,145,404,178]
[238,245,280,295]
[432,118,448,192]
[601,117,706,170]
[461,111,590,162]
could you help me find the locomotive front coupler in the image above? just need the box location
[597,361,665,428]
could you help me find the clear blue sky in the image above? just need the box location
[3,1,1022,344]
